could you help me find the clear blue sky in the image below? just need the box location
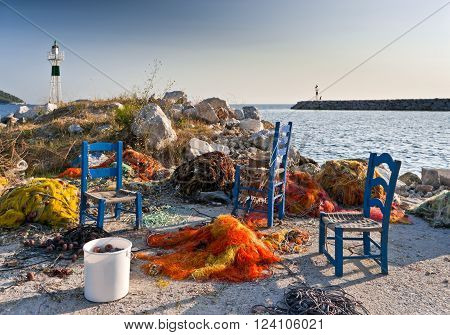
[1,0,449,104]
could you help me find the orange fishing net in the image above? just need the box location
[370,203,410,224]
[58,167,81,179]
[99,149,162,181]
[315,160,385,206]
[136,215,280,282]
[59,149,162,181]
[285,171,338,217]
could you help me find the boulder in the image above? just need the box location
[196,97,234,120]
[14,105,38,121]
[197,191,231,205]
[239,118,264,132]
[131,103,177,150]
[234,109,245,120]
[163,91,188,105]
[191,103,220,124]
[415,184,434,193]
[96,124,112,133]
[422,168,440,189]
[399,172,421,186]
[45,103,58,112]
[242,106,261,120]
[249,129,274,151]
[210,143,230,155]
[437,169,450,187]
[166,104,184,120]
[185,138,214,160]
[68,124,83,134]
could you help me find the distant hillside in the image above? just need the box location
[0,90,24,104]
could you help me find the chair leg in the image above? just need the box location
[267,187,275,228]
[96,199,106,229]
[319,214,326,253]
[380,232,388,274]
[79,194,87,226]
[363,232,371,255]
[135,192,142,229]
[115,203,121,220]
[334,228,344,277]
[232,166,240,215]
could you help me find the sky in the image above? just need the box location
[0,0,449,104]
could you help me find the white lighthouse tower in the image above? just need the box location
[48,41,64,103]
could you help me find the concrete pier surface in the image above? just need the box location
[291,98,450,111]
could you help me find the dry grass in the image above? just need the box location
[0,98,216,176]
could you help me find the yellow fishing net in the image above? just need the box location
[0,178,79,229]
[315,160,385,206]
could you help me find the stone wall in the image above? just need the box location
[291,99,450,111]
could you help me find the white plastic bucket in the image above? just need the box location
[83,237,132,303]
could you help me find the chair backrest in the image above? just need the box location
[269,121,293,175]
[362,153,401,226]
[80,141,123,193]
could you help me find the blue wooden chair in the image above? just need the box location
[319,153,401,277]
[232,122,293,227]
[79,141,143,229]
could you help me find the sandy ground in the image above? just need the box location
[0,201,449,315]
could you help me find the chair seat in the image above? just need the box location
[84,189,137,204]
[323,212,382,232]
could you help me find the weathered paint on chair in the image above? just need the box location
[79,141,142,229]
[232,122,293,227]
[319,152,401,276]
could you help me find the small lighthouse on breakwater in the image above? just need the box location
[48,41,64,103]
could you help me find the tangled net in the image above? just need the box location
[0,178,79,228]
[252,283,369,315]
[171,152,235,196]
[315,160,384,206]
[59,148,163,181]
[262,229,310,254]
[136,214,280,282]
[285,171,338,217]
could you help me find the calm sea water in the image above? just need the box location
[234,104,449,174]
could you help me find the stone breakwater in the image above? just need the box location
[291,99,450,111]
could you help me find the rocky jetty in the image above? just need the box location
[291,98,450,111]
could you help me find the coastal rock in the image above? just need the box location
[186,138,214,160]
[163,91,188,105]
[249,129,274,151]
[45,103,58,112]
[13,105,38,121]
[197,98,234,120]
[192,103,220,124]
[422,168,440,189]
[68,124,83,134]
[131,103,177,150]
[415,184,434,193]
[437,169,450,187]
[97,124,112,133]
[239,118,264,132]
[211,143,230,155]
[242,106,261,120]
[196,191,231,205]
[234,109,245,120]
[166,104,184,120]
[399,172,421,186]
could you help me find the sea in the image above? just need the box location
[233,104,449,175]
[1,103,448,175]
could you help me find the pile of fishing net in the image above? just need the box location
[262,229,310,254]
[315,160,384,206]
[408,191,449,228]
[0,178,79,229]
[59,148,163,181]
[171,151,235,196]
[285,171,338,217]
[369,203,410,224]
[136,214,280,282]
